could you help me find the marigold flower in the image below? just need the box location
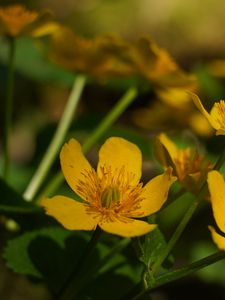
[155,133,212,193]
[190,92,225,135]
[207,171,225,250]
[0,4,58,37]
[50,26,135,79]
[130,37,196,88]
[41,137,176,237]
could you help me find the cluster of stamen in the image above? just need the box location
[174,148,211,183]
[76,165,144,222]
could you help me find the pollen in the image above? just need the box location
[76,165,144,221]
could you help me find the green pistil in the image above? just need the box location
[101,187,120,208]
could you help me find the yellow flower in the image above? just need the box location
[190,92,225,135]
[0,5,58,37]
[41,137,176,237]
[51,26,135,79]
[155,133,212,193]
[207,171,225,250]
[130,37,196,88]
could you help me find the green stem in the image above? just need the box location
[23,75,86,202]
[69,238,130,298]
[150,145,225,274]
[214,148,225,170]
[151,199,199,274]
[36,87,138,200]
[58,227,102,300]
[82,87,138,153]
[130,251,225,300]
[3,37,16,181]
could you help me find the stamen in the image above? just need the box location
[76,165,144,220]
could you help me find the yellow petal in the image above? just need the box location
[100,218,156,237]
[157,133,178,164]
[133,167,176,217]
[189,92,220,130]
[41,195,98,230]
[31,21,59,37]
[207,170,225,232]
[208,226,225,251]
[97,137,142,185]
[60,139,92,196]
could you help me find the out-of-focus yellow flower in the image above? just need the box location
[155,133,212,193]
[207,171,225,250]
[51,28,197,87]
[0,4,58,37]
[207,59,225,77]
[41,137,176,237]
[130,37,196,88]
[51,26,135,79]
[191,92,225,135]
[132,89,213,137]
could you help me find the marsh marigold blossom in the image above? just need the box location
[207,171,225,250]
[0,5,58,37]
[155,133,212,193]
[41,137,176,237]
[190,92,225,135]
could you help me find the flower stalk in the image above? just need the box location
[23,75,86,201]
[3,37,16,181]
[130,251,225,300]
[58,226,103,300]
[36,86,138,200]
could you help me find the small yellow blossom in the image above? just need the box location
[41,137,176,237]
[130,37,196,88]
[207,171,225,250]
[190,92,225,135]
[51,26,135,79]
[155,133,212,193]
[0,4,58,37]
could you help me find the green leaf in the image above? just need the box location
[0,37,75,85]
[3,227,89,293]
[136,217,173,288]
[0,177,40,215]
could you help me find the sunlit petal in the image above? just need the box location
[41,195,98,230]
[97,137,142,185]
[60,139,92,196]
[209,226,225,251]
[132,167,176,217]
[100,218,156,237]
[190,92,220,130]
[207,170,225,233]
[156,133,178,164]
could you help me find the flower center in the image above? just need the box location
[76,166,144,219]
[101,186,120,208]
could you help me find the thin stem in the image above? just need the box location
[82,87,138,153]
[150,147,225,275]
[69,238,130,298]
[151,199,198,274]
[130,251,225,300]
[23,75,86,202]
[36,87,138,200]
[3,37,16,181]
[58,227,102,300]
[214,148,225,170]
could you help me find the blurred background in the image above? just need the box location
[1,1,225,299]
